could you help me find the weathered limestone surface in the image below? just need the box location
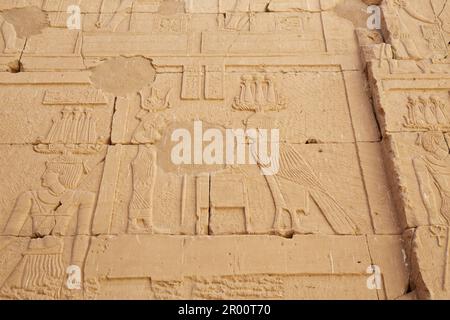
[358,0,450,299]
[0,0,447,300]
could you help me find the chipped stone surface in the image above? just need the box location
[1,6,48,38]
[361,0,450,300]
[0,0,448,300]
[89,56,156,97]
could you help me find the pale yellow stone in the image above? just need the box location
[1,0,449,300]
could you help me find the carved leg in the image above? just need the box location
[264,174,299,235]
[403,38,423,60]
[104,0,133,31]
[0,17,18,54]
[391,38,409,60]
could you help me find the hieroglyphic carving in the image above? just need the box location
[205,65,224,100]
[96,0,134,31]
[181,64,202,100]
[201,31,324,54]
[43,88,107,106]
[140,86,172,113]
[153,15,188,33]
[221,0,254,31]
[1,154,96,299]
[421,24,447,54]
[181,64,225,101]
[428,225,450,290]
[192,275,283,299]
[404,96,450,130]
[195,174,210,235]
[35,107,104,155]
[276,15,304,32]
[267,0,341,12]
[132,86,171,144]
[233,74,287,112]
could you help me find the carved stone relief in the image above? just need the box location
[0,14,18,54]
[0,111,106,298]
[1,0,440,300]
[363,0,450,76]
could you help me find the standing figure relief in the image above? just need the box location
[414,131,450,226]
[1,155,95,299]
[0,13,18,54]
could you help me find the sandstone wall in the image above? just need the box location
[0,0,448,300]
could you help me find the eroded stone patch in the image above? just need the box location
[334,0,370,28]
[6,59,21,73]
[0,6,48,38]
[89,56,156,97]
[2,0,447,301]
